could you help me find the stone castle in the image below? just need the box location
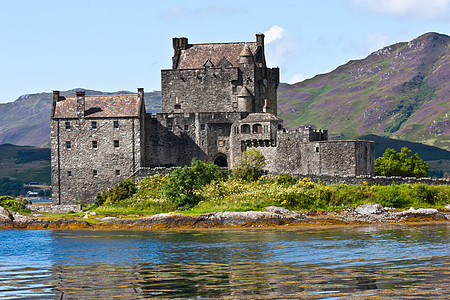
[51,33,375,205]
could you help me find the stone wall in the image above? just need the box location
[51,116,142,205]
[246,138,375,177]
[30,204,82,213]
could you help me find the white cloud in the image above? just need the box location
[353,0,450,20]
[366,31,389,53]
[264,25,285,44]
[287,73,310,84]
[263,25,294,68]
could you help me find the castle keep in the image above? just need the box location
[51,34,375,205]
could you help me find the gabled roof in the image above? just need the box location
[53,94,141,119]
[238,86,252,97]
[176,42,258,69]
[240,113,282,123]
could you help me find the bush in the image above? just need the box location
[163,159,229,209]
[95,178,137,206]
[0,195,29,213]
[232,149,266,181]
[276,173,298,186]
[375,147,428,177]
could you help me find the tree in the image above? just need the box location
[375,147,428,177]
[232,149,266,181]
[163,158,228,209]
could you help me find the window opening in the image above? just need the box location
[65,141,71,149]
[114,140,120,148]
[65,122,71,130]
[92,141,98,149]
[113,121,119,129]
[91,121,97,129]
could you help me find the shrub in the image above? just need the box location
[95,178,137,206]
[375,147,428,177]
[232,149,266,181]
[0,195,29,213]
[163,159,229,209]
[276,173,298,186]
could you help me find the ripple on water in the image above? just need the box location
[0,224,449,299]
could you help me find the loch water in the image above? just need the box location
[0,224,449,299]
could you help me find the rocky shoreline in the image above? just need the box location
[1,204,449,230]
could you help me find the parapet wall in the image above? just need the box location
[30,204,83,213]
[275,173,450,186]
[133,167,449,186]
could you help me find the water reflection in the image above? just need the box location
[0,224,448,299]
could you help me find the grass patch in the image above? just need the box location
[93,175,450,215]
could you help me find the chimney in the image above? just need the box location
[256,33,264,48]
[53,90,60,102]
[173,37,180,51]
[137,87,144,101]
[76,91,85,119]
[180,37,188,50]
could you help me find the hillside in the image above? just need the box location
[278,32,450,151]
[0,89,161,147]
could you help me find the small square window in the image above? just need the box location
[232,86,237,94]
[65,141,71,149]
[92,141,98,149]
[115,170,120,176]
[174,104,181,109]
[184,125,189,131]
[200,124,205,131]
[168,125,173,132]
[113,121,119,129]
[67,171,72,177]
[65,122,71,130]
[114,140,120,148]
[93,170,98,177]
[218,125,223,132]
[91,121,97,129]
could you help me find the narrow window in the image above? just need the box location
[184,125,189,131]
[113,121,119,129]
[218,125,223,132]
[168,125,173,132]
[93,170,98,177]
[67,171,72,177]
[92,141,98,149]
[115,170,120,176]
[65,141,71,149]
[316,147,319,152]
[65,122,71,130]
[114,140,119,148]
[232,86,237,94]
[200,124,205,131]
[91,121,97,129]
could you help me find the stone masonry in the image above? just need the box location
[51,33,375,205]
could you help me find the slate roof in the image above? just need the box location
[176,42,258,69]
[53,94,141,118]
[240,113,282,123]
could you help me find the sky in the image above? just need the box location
[0,0,449,103]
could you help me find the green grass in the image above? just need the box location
[93,175,450,215]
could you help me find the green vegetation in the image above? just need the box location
[232,149,266,181]
[163,159,229,209]
[375,147,429,177]
[95,178,137,207]
[0,196,30,213]
[94,172,449,215]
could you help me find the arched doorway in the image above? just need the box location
[213,154,228,168]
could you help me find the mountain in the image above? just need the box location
[0,89,161,147]
[278,32,450,151]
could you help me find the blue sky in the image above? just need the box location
[0,0,449,103]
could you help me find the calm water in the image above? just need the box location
[0,224,449,299]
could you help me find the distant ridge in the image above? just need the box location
[0,89,161,147]
[278,32,450,151]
